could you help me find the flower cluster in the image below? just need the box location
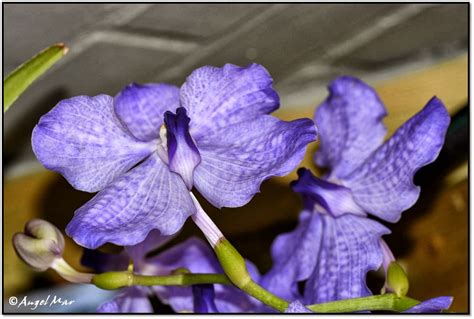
[15,63,455,313]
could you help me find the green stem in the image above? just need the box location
[92,271,231,290]
[307,293,420,313]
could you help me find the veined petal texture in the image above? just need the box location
[344,97,450,222]
[180,63,280,140]
[194,115,317,208]
[114,83,180,142]
[32,94,155,192]
[314,76,387,179]
[66,153,195,249]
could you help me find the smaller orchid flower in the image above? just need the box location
[261,76,451,305]
[82,231,260,313]
[32,63,317,250]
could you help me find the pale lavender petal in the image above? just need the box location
[114,83,180,141]
[285,300,313,313]
[32,94,155,192]
[292,168,365,217]
[164,107,201,189]
[343,97,450,222]
[192,284,218,313]
[180,63,280,140]
[403,296,453,313]
[304,213,390,304]
[260,211,322,302]
[143,237,259,313]
[97,287,152,313]
[125,230,177,266]
[193,116,317,208]
[66,153,195,249]
[314,76,387,179]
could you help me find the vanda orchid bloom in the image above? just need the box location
[32,63,317,249]
[261,76,451,305]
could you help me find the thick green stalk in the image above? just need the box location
[4,43,68,111]
[92,271,231,290]
[307,293,420,313]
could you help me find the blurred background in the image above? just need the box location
[4,3,468,313]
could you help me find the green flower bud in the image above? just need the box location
[387,262,409,297]
[13,219,65,271]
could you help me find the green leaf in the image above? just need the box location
[4,43,68,112]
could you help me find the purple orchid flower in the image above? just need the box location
[82,231,260,313]
[261,76,451,305]
[31,63,317,249]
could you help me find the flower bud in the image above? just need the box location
[387,261,409,297]
[13,219,65,271]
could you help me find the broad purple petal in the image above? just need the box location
[66,152,195,249]
[192,284,218,313]
[303,213,390,304]
[143,237,259,313]
[260,211,322,302]
[285,300,313,313]
[180,63,280,140]
[164,107,201,189]
[343,97,450,222]
[292,168,365,217]
[193,116,317,208]
[403,296,453,313]
[314,76,387,179]
[97,287,152,313]
[32,95,155,192]
[114,83,180,141]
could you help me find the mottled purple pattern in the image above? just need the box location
[180,63,280,140]
[192,284,218,313]
[66,153,195,249]
[343,97,450,222]
[292,168,365,217]
[193,116,317,208]
[261,211,321,302]
[314,76,387,179]
[403,296,453,313]
[114,83,180,141]
[303,213,389,304]
[284,300,313,313]
[164,107,201,189]
[32,95,155,192]
[97,286,153,313]
[145,238,260,313]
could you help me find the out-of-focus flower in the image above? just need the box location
[85,232,259,313]
[261,76,451,304]
[403,296,454,313]
[284,300,313,313]
[32,63,317,249]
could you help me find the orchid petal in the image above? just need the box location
[194,115,317,208]
[114,83,180,141]
[126,230,177,266]
[303,213,389,304]
[192,284,218,313]
[314,76,388,179]
[32,94,154,192]
[285,300,313,313]
[180,63,280,140]
[66,153,195,249]
[403,296,453,313]
[97,287,152,313]
[344,97,450,222]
